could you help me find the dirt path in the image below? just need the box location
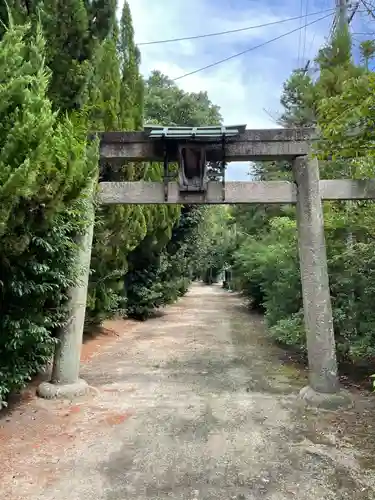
[2,284,375,499]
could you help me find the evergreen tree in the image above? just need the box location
[231,21,375,364]
[87,0,117,41]
[118,0,143,130]
[0,0,118,111]
[84,26,149,323]
[0,1,38,38]
[41,0,91,110]
[279,69,316,127]
[0,1,228,400]
[124,71,223,318]
[0,20,97,404]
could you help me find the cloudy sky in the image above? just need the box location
[122,0,373,180]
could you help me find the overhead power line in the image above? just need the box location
[361,0,375,19]
[138,7,336,46]
[348,1,360,23]
[297,0,305,66]
[302,0,310,62]
[173,11,334,82]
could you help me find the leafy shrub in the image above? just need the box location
[233,217,301,319]
[329,241,375,361]
[269,311,306,352]
[233,214,375,364]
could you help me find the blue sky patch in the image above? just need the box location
[123,0,374,180]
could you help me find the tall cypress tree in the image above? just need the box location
[0,0,118,111]
[84,15,150,324]
[118,0,143,130]
[41,0,90,111]
[87,0,117,40]
[0,20,98,403]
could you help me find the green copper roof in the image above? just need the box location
[144,124,246,139]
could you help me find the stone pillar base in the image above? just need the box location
[299,385,353,410]
[37,378,88,399]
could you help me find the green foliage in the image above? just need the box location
[83,6,154,325]
[86,35,122,130]
[329,242,375,360]
[118,0,143,130]
[268,312,305,351]
[318,72,375,162]
[0,21,97,404]
[233,24,375,371]
[279,69,316,127]
[195,206,237,283]
[41,0,91,110]
[124,72,223,319]
[0,0,118,111]
[360,40,375,70]
[0,0,226,404]
[145,70,222,126]
[87,0,117,42]
[123,206,194,320]
[233,216,302,323]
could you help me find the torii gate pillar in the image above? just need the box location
[293,156,350,408]
[37,185,95,399]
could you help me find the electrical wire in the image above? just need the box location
[348,1,360,22]
[172,11,334,81]
[361,0,375,19]
[306,31,317,66]
[328,11,337,39]
[297,0,305,66]
[137,7,336,46]
[302,2,365,75]
[302,0,328,67]
[363,0,375,10]
[302,0,310,62]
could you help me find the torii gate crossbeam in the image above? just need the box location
[38,126,358,410]
[99,179,375,205]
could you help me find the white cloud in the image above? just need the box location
[120,0,333,179]
[124,0,331,126]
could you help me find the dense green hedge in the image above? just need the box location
[230,28,375,370]
[232,214,375,363]
[0,22,97,404]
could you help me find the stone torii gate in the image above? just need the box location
[38,125,374,408]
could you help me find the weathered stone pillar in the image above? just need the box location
[37,192,95,399]
[292,156,351,409]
